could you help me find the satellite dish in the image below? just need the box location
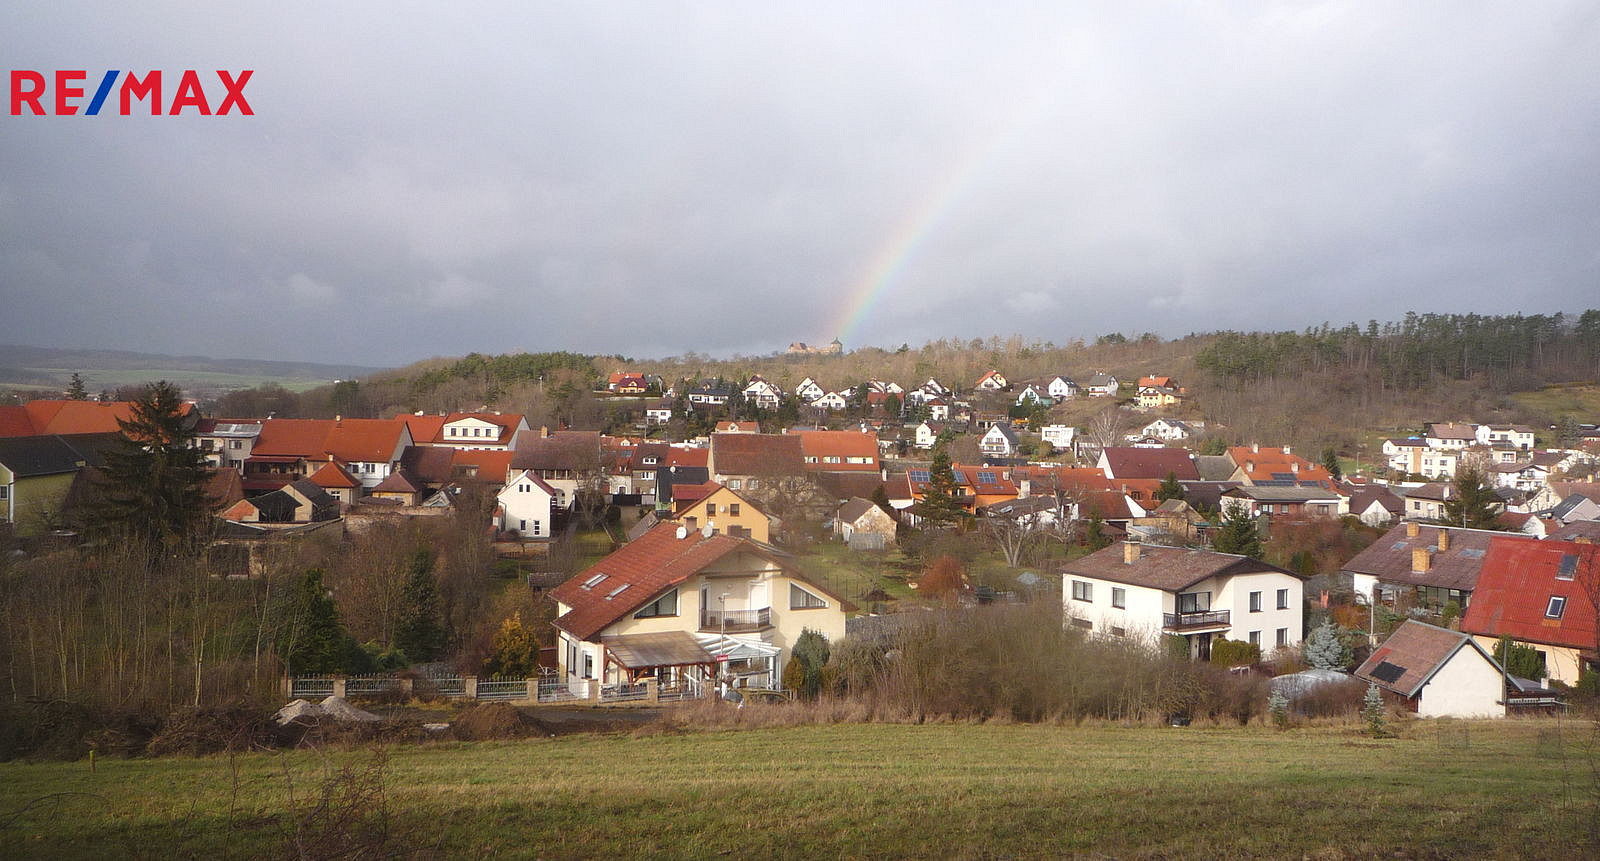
[675,526,688,540]
[701,522,714,538]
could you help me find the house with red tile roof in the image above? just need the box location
[549,522,850,693]
[1098,447,1200,481]
[0,399,196,439]
[307,461,361,510]
[1460,537,1599,685]
[796,430,879,473]
[246,418,413,493]
[497,469,557,538]
[1224,444,1335,488]
[395,411,529,451]
[974,370,1009,391]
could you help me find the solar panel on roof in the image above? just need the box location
[1270,473,1296,481]
[1371,661,1405,684]
[977,471,996,483]
[1391,542,1408,550]
[1457,548,1484,559]
[909,470,930,483]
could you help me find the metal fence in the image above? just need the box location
[289,676,336,698]
[477,677,529,701]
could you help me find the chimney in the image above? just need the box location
[1291,462,1300,474]
[1124,542,1141,565]
[1282,445,1292,455]
[1412,547,1430,573]
[1576,536,1593,544]
[1437,531,1450,552]
[1246,461,1255,473]
[1406,522,1420,538]
[1251,442,1260,454]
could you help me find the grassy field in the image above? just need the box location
[1,719,1593,858]
[1509,383,1600,426]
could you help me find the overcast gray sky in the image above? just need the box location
[3,2,1597,366]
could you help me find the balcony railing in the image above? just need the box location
[700,607,773,633]
[1163,610,1231,631]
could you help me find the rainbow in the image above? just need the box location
[826,92,1059,346]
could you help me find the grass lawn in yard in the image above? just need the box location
[2,720,1593,858]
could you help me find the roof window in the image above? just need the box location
[581,573,608,590]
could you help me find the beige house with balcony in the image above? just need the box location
[549,522,852,695]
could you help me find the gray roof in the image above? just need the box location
[0,432,121,478]
[1194,455,1237,482]
[1224,485,1340,502]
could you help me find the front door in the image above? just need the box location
[1195,633,1212,661]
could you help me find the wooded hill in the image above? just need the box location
[217,310,1599,459]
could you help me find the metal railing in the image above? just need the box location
[477,677,529,701]
[289,676,336,698]
[1163,610,1231,630]
[601,682,651,703]
[700,606,772,632]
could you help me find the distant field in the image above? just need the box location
[1510,383,1600,423]
[9,368,333,393]
[1,720,1592,857]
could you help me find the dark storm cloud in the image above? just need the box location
[2,2,1597,365]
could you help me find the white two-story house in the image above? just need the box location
[1061,542,1307,660]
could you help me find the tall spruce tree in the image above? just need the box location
[918,448,966,528]
[66,372,89,400]
[1320,446,1343,481]
[1212,501,1264,559]
[93,380,213,550]
[278,568,351,674]
[394,548,445,662]
[1156,471,1186,503]
[1441,464,1504,530]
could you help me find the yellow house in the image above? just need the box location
[672,483,773,542]
[549,522,852,693]
[0,433,120,536]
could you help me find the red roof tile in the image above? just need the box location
[710,433,803,476]
[308,461,360,489]
[1356,620,1491,698]
[1101,447,1200,481]
[796,430,879,472]
[1460,538,1599,652]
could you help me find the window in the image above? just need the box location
[531,520,541,534]
[1277,588,1290,610]
[581,573,608,590]
[567,642,577,677]
[582,653,593,679]
[1111,626,1127,637]
[1249,591,1262,612]
[729,479,742,490]
[1546,596,1567,619]
[729,503,741,516]
[1248,631,1260,646]
[791,584,827,609]
[1557,554,1578,581]
[1177,592,1211,614]
[518,519,526,531]
[0,486,7,500]
[1276,628,1289,648]
[606,583,630,600]
[705,503,716,516]
[635,589,679,618]
[1111,587,1126,609]
[229,439,243,450]
[1070,618,1092,630]
[1071,580,1093,603]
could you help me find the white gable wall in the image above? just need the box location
[1418,645,1505,718]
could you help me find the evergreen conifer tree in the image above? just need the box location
[66,372,89,400]
[918,448,966,528]
[93,380,213,551]
[1303,620,1350,669]
[1441,464,1504,530]
[483,612,538,677]
[1211,502,1264,559]
[1320,446,1342,481]
[279,568,350,674]
[1156,471,1186,503]
[394,548,445,663]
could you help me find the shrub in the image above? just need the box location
[1268,689,1290,730]
[1362,682,1390,737]
[1210,638,1261,668]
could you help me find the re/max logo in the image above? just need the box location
[9,70,253,116]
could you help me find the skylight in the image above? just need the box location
[582,573,608,590]
[606,583,631,599]
[1557,554,1578,580]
